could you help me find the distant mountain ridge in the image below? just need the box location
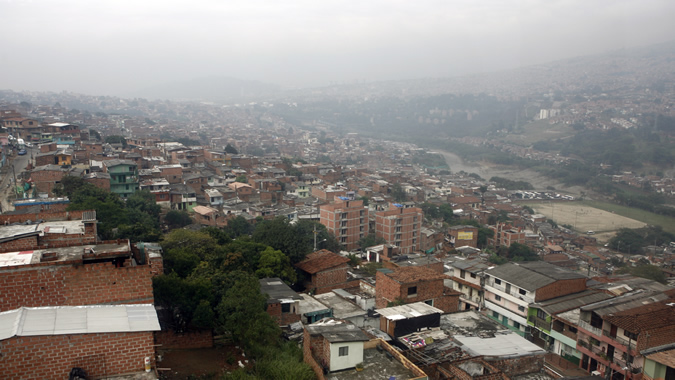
[129,76,283,102]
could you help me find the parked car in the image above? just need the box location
[18,149,27,155]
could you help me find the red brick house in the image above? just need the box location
[375,266,458,313]
[295,250,351,294]
[259,278,302,326]
[0,236,164,378]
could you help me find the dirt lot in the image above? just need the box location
[439,150,587,196]
[528,202,646,242]
[157,345,248,379]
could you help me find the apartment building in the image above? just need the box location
[483,262,587,336]
[320,197,368,251]
[488,223,526,248]
[375,204,423,254]
[448,258,490,311]
[103,159,139,198]
[576,289,675,379]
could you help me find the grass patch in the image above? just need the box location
[580,200,675,234]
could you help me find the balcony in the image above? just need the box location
[578,320,603,337]
[528,316,552,332]
[601,330,633,348]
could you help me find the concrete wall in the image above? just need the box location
[329,341,363,372]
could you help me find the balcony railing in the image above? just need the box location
[528,316,552,331]
[578,320,603,337]
[601,330,633,348]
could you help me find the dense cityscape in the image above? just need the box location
[2,4,675,379]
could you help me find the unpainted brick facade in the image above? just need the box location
[0,258,156,312]
[375,270,457,312]
[534,277,587,302]
[0,332,155,379]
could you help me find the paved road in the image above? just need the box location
[0,147,34,213]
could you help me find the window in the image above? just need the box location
[519,288,527,295]
[537,309,547,319]
[495,279,502,285]
[460,270,466,279]
[341,213,347,219]
[493,311,499,319]
[623,330,638,340]
[495,295,502,301]
[281,303,291,313]
[518,306,525,312]
[505,283,511,294]
[514,321,521,329]
[470,273,476,279]
[339,346,349,357]
[425,299,433,306]
[407,286,417,297]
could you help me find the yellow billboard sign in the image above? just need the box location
[457,232,474,240]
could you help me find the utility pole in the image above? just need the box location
[11,164,18,198]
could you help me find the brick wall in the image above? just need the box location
[535,278,587,302]
[0,235,39,253]
[0,331,155,379]
[154,329,213,349]
[266,302,302,326]
[303,328,326,380]
[15,203,69,212]
[638,324,675,351]
[488,353,545,377]
[375,271,446,310]
[84,176,111,191]
[313,265,349,289]
[0,260,154,312]
[0,209,90,225]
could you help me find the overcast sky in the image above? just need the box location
[2,0,674,96]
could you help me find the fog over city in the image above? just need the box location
[2,0,675,96]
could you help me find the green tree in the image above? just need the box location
[358,233,386,250]
[235,175,248,183]
[164,210,193,229]
[256,247,297,283]
[508,242,539,262]
[223,215,254,238]
[217,272,281,353]
[225,143,239,154]
[619,264,666,284]
[391,183,407,203]
[104,135,127,147]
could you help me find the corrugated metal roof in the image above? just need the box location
[0,304,160,340]
[376,302,443,320]
[486,262,585,291]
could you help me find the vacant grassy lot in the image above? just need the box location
[527,201,647,242]
[579,200,675,234]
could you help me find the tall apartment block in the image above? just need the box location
[320,197,368,251]
[375,204,423,254]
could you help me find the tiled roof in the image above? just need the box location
[295,249,349,274]
[604,295,675,333]
[384,266,448,284]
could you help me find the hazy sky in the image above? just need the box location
[2,0,674,96]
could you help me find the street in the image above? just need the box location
[0,146,34,213]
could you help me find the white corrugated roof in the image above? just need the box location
[0,304,160,340]
[375,302,443,320]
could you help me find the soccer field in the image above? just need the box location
[528,202,646,242]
